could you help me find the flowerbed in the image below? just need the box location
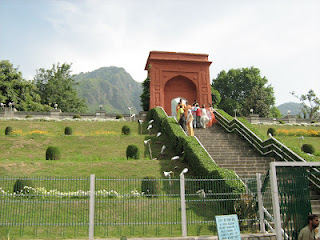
[276,129,320,137]
[0,186,143,199]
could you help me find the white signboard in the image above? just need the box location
[215,214,241,240]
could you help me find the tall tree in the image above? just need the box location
[34,63,87,112]
[0,60,46,111]
[212,67,275,117]
[291,90,320,119]
[140,76,150,111]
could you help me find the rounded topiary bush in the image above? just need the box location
[122,125,131,135]
[73,114,81,119]
[301,144,315,154]
[64,126,73,135]
[46,146,61,160]
[13,179,34,194]
[5,126,12,135]
[126,144,140,159]
[141,175,160,197]
[116,114,123,119]
[267,128,276,136]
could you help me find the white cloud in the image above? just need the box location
[1,0,319,105]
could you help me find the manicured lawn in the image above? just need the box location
[252,123,320,162]
[0,120,183,177]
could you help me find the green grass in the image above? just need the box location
[0,120,187,177]
[252,124,320,162]
[0,119,258,239]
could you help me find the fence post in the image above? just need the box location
[256,173,265,233]
[270,163,282,240]
[180,173,187,237]
[89,174,95,240]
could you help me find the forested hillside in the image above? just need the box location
[73,67,142,114]
[277,102,303,116]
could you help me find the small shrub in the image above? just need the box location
[25,115,32,118]
[116,114,123,119]
[13,179,34,194]
[5,126,12,135]
[126,144,140,159]
[46,146,61,160]
[122,125,131,135]
[141,175,160,197]
[267,128,276,136]
[73,114,81,119]
[278,120,285,124]
[301,144,315,154]
[64,126,73,135]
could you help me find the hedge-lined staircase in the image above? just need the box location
[194,123,320,217]
[194,124,275,179]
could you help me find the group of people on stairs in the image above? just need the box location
[175,99,217,137]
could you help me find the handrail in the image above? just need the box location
[213,109,320,192]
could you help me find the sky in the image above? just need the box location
[1,0,319,106]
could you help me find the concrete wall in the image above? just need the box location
[246,114,314,124]
[0,107,146,121]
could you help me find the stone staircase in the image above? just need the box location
[194,124,275,179]
[194,124,320,217]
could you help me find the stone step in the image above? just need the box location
[212,156,272,162]
[194,125,274,181]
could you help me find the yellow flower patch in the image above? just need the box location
[276,129,320,137]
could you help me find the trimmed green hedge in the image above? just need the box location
[147,107,245,194]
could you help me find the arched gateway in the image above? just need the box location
[145,51,212,115]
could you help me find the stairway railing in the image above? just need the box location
[213,109,320,194]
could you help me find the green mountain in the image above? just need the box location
[73,67,143,114]
[277,102,303,116]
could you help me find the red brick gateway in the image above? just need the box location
[145,51,212,115]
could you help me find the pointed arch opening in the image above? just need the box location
[164,75,197,116]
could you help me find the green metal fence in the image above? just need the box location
[0,175,260,239]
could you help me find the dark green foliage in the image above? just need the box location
[0,60,48,112]
[34,63,87,113]
[140,76,150,111]
[13,180,34,194]
[141,175,160,197]
[73,66,142,114]
[212,67,275,117]
[126,144,140,159]
[64,126,73,135]
[211,87,221,107]
[278,120,285,124]
[301,144,315,154]
[122,125,131,135]
[46,146,61,160]
[25,115,32,118]
[116,114,123,119]
[73,114,81,119]
[267,128,276,136]
[5,126,12,135]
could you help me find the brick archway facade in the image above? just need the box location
[145,51,212,115]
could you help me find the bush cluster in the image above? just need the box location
[116,114,123,119]
[46,146,61,160]
[122,125,131,135]
[301,144,315,154]
[267,128,276,136]
[73,115,81,119]
[126,144,140,159]
[13,179,34,194]
[64,126,73,135]
[5,126,12,135]
[141,175,160,197]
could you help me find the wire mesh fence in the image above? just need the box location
[0,175,260,239]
